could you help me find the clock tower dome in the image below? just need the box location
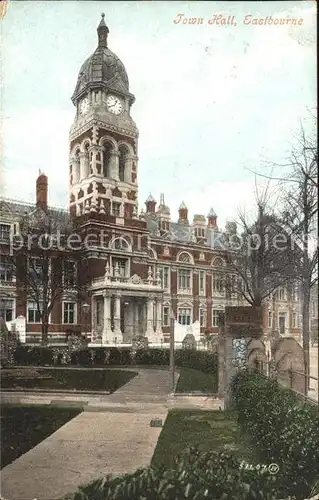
[69,14,139,219]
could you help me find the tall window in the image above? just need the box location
[163,306,169,326]
[64,260,76,287]
[112,258,128,277]
[0,223,11,241]
[212,309,223,327]
[178,308,191,325]
[159,266,169,289]
[96,299,103,326]
[118,145,128,182]
[213,273,224,293]
[103,142,112,178]
[268,311,273,328]
[0,298,14,321]
[112,202,121,217]
[199,271,205,294]
[199,308,206,327]
[194,227,205,238]
[178,268,191,290]
[27,301,42,323]
[0,255,14,282]
[278,287,286,301]
[29,256,43,274]
[63,302,76,324]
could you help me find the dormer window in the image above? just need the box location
[194,227,205,238]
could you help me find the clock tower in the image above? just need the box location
[69,14,139,219]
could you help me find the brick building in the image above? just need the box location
[0,16,304,345]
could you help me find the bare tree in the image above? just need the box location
[279,123,318,393]
[245,116,318,393]
[225,187,297,308]
[12,208,83,345]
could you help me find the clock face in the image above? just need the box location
[79,97,89,115]
[106,95,123,115]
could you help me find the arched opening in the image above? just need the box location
[102,141,113,178]
[118,145,129,182]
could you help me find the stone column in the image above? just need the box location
[110,151,120,180]
[124,154,134,183]
[155,297,163,336]
[146,296,155,338]
[88,146,97,176]
[113,293,123,343]
[90,296,96,342]
[133,301,139,336]
[79,152,87,181]
[125,301,134,342]
[72,156,80,184]
[102,293,112,345]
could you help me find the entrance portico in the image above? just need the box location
[90,268,163,345]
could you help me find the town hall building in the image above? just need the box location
[0,16,308,346]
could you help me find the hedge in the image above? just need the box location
[230,369,319,500]
[63,448,297,500]
[11,346,218,376]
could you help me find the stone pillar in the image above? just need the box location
[83,152,90,178]
[110,151,120,180]
[125,301,134,342]
[133,301,139,336]
[155,297,163,336]
[90,296,96,341]
[72,156,80,184]
[102,293,112,345]
[79,152,87,181]
[124,154,134,183]
[146,296,155,338]
[113,293,123,342]
[88,146,97,176]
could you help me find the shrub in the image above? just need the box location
[230,369,319,499]
[70,349,91,366]
[13,346,54,366]
[11,346,218,380]
[63,448,294,500]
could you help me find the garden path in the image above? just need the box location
[1,368,223,500]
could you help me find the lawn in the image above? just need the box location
[175,367,218,393]
[151,409,254,469]
[1,367,137,393]
[1,405,81,469]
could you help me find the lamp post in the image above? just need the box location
[82,302,90,341]
[169,307,175,393]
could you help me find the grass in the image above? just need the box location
[175,367,218,393]
[151,409,254,469]
[1,367,137,393]
[1,405,81,469]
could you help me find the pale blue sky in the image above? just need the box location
[1,0,316,228]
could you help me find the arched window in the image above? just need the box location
[177,251,193,264]
[103,142,113,178]
[118,145,129,182]
[109,236,132,252]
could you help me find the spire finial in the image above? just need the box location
[97,13,109,48]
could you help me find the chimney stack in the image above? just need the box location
[178,201,189,224]
[36,171,48,212]
[145,193,156,214]
[207,207,217,228]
